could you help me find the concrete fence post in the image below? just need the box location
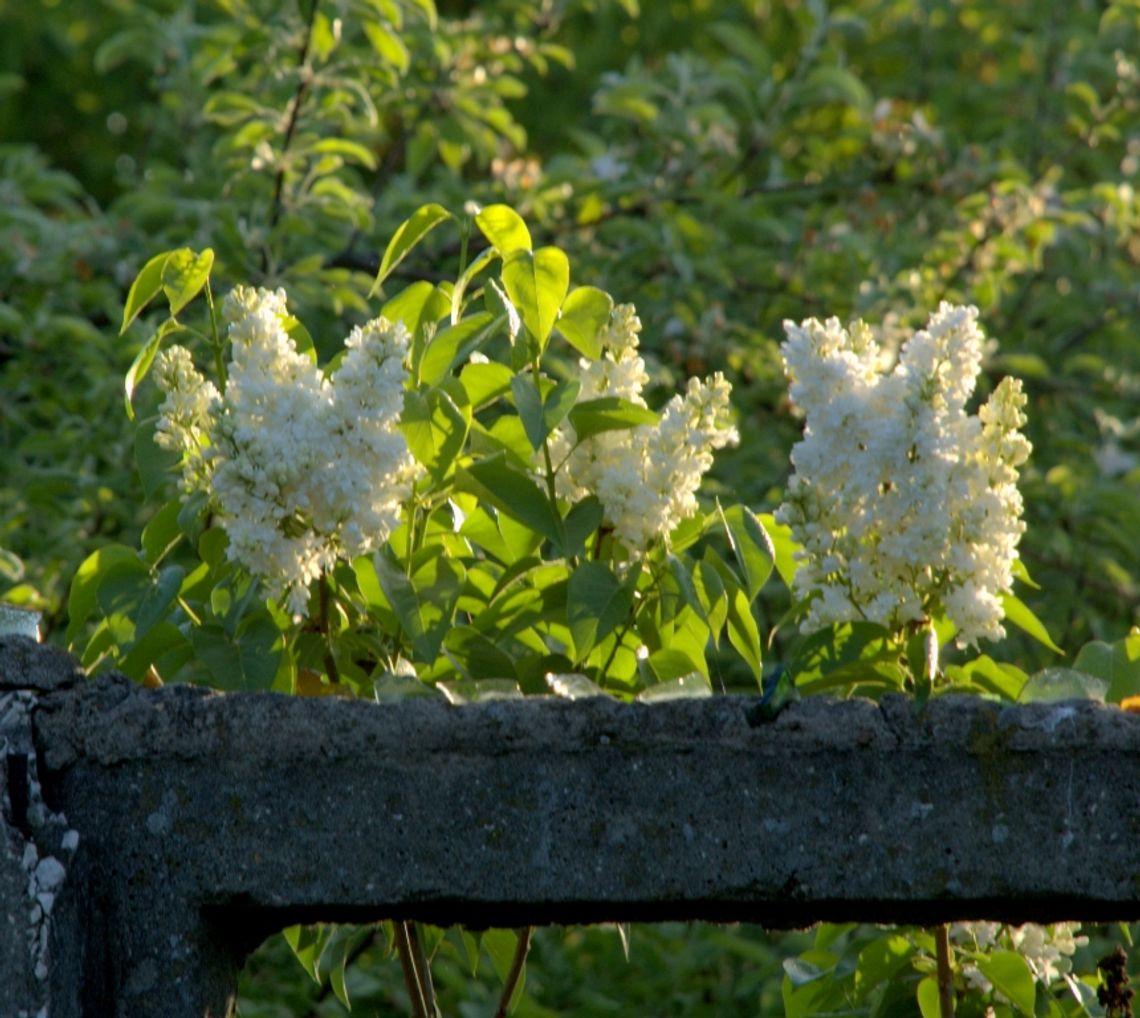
[4,635,1140,1017]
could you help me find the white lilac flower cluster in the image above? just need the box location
[153,286,420,618]
[551,304,738,551]
[776,302,1031,645]
[950,922,1088,992]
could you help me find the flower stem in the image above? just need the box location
[203,278,226,392]
[393,921,428,1018]
[935,924,955,1018]
[406,922,437,1017]
[318,572,340,685]
[494,926,533,1018]
[263,0,319,269]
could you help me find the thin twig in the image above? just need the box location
[406,922,438,1017]
[935,924,955,1018]
[318,573,340,686]
[494,927,533,1018]
[393,921,429,1018]
[263,0,320,270]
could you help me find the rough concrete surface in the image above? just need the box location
[4,636,1140,1016]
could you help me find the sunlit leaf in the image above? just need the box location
[557,285,613,359]
[475,204,531,255]
[567,396,657,440]
[456,457,562,545]
[916,977,941,1018]
[720,504,775,602]
[372,202,453,294]
[161,248,214,317]
[66,544,142,645]
[363,21,410,73]
[978,951,1036,1016]
[120,250,174,334]
[501,246,569,348]
[419,311,495,386]
[1001,592,1063,654]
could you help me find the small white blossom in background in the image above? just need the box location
[950,922,1088,994]
[154,286,421,618]
[776,302,1031,645]
[551,304,738,551]
[1009,922,1087,985]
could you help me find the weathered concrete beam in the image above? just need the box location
[4,635,1140,1017]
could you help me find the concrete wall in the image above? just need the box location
[4,635,1140,1016]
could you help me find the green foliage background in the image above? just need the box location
[3,0,1139,1013]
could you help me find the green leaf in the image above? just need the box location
[120,250,174,334]
[511,373,545,451]
[66,544,142,645]
[1073,634,1140,703]
[140,500,183,565]
[308,137,377,170]
[641,646,707,685]
[456,457,562,545]
[756,512,800,588]
[124,318,185,419]
[363,20,410,72]
[382,281,439,337]
[854,933,915,996]
[944,654,1027,700]
[372,202,453,294]
[510,374,580,451]
[95,556,151,620]
[725,585,762,680]
[916,977,941,1018]
[134,564,185,639]
[134,415,181,500]
[720,504,776,602]
[373,550,463,663]
[460,361,514,408]
[978,951,1036,1015]
[790,621,898,690]
[694,559,728,644]
[563,496,604,557]
[557,285,613,359]
[542,379,580,438]
[1011,558,1041,590]
[400,387,470,477]
[475,204,532,255]
[501,246,569,348]
[451,247,499,324]
[419,311,495,386]
[1001,592,1064,654]
[329,949,350,1009]
[119,622,191,682]
[161,248,214,317]
[444,625,517,680]
[566,560,635,660]
[283,925,327,984]
[567,396,658,440]
[803,65,873,113]
[191,613,282,691]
